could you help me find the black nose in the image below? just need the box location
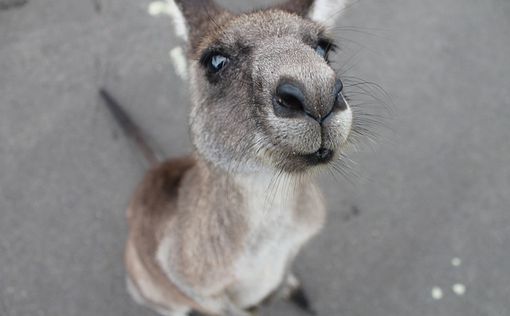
[273,80,347,122]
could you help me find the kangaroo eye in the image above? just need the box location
[209,54,229,73]
[315,40,336,59]
[316,45,327,58]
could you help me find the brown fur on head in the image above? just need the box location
[173,0,352,173]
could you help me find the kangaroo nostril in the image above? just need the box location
[334,79,347,112]
[274,83,305,113]
[334,79,344,96]
[275,95,302,111]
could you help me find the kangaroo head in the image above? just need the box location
[172,0,352,173]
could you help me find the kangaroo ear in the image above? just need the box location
[278,0,348,28]
[169,0,223,44]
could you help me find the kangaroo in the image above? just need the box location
[103,0,355,315]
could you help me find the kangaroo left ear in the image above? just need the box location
[163,0,225,49]
[278,0,349,28]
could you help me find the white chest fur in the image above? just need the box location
[228,173,323,308]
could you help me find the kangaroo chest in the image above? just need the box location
[228,175,323,308]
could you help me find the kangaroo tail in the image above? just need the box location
[99,88,163,167]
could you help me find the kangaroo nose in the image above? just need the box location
[273,80,347,122]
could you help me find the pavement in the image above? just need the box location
[1,0,510,315]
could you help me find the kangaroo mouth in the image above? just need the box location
[278,147,334,172]
[300,148,334,165]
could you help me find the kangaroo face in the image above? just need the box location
[178,0,352,173]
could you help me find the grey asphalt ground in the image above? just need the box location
[1,0,510,315]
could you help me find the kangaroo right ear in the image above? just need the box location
[169,0,223,45]
[278,0,349,28]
